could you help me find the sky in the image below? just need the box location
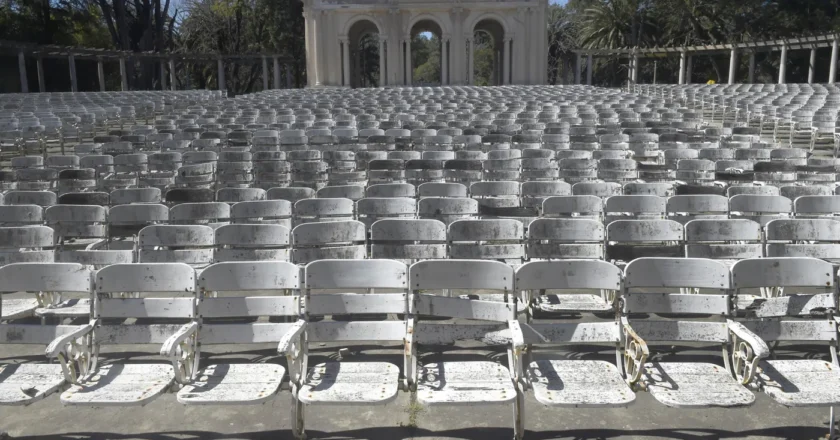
[551,0,569,4]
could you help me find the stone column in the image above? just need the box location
[68,54,78,92]
[18,52,28,93]
[217,58,226,92]
[440,37,448,85]
[778,44,788,84]
[686,55,693,84]
[728,47,738,84]
[97,59,106,92]
[341,38,351,87]
[405,37,412,86]
[273,57,281,89]
[632,53,638,84]
[379,37,387,86]
[502,37,511,85]
[313,13,322,86]
[119,57,128,91]
[169,59,176,91]
[808,47,817,84]
[748,52,756,83]
[574,53,581,84]
[830,38,839,84]
[36,57,46,92]
[678,51,686,85]
[160,60,167,90]
[586,54,593,85]
[467,36,474,85]
[262,57,269,90]
[303,9,313,87]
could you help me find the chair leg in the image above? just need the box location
[830,407,836,439]
[292,387,306,439]
[513,387,525,440]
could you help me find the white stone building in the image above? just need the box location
[303,0,549,88]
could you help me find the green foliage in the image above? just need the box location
[412,34,440,85]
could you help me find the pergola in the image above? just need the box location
[571,33,840,86]
[1,40,296,93]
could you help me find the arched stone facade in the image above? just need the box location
[303,0,548,87]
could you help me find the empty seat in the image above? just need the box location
[418,197,478,226]
[293,198,354,225]
[606,220,683,264]
[447,219,524,265]
[370,219,446,262]
[666,195,729,224]
[291,220,366,264]
[138,225,214,267]
[214,224,290,262]
[526,218,604,260]
[765,219,840,261]
[729,195,792,227]
[230,200,292,228]
[684,219,763,263]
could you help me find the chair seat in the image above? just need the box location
[417,361,515,405]
[759,359,840,407]
[0,363,65,405]
[1,298,39,320]
[35,298,91,319]
[528,360,634,407]
[299,362,399,405]
[643,362,755,408]
[178,363,285,405]
[534,294,613,313]
[61,363,174,406]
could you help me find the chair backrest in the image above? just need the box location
[170,202,230,228]
[108,203,169,239]
[5,190,56,207]
[197,261,300,344]
[516,259,622,317]
[542,195,603,220]
[417,182,467,198]
[317,185,365,201]
[366,183,416,198]
[520,181,571,210]
[606,220,684,262]
[624,258,732,343]
[0,205,42,226]
[417,197,478,225]
[0,225,54,265]
[765,219,840,261]
[45,205,107,242]
[94,263,195,345]
[138,225,214,267]
[447,219,524,263]
[684,219,763,260]
[732,257,835,320]
[110,188,161,205]
[214,224,290,262]
[291,220,366,265]
[410,259,515,324]
[572,182,622,198]
[216,187,266,203]
[304,259,408,343]
[0,263,92,344]
[293,198,354,225]
[604,195,666,224]
[356,197,416,228]
[370,219,446,261]
[666,195,729,224]
[793,195,840,218]
[526,218,604,260]
[729,195,792,227]
[267,186,315,203]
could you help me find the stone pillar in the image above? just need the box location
[36,57,45,92]
[119,57,128,91]
[574,53,581,84]
[68,54,78,92]
[341,38,351,87]
[748,52,756,83]
[169,59,176,91]
[440,38,448,85]
[160,60,167,91]
[678,51,686,85]
[273,57,281,89]
[808,47,817,84]
[97,59,106,92]
[379,37,387,87]
[405,37,412,86]
[217,58,226,92]
[286,64,293,88]
[313,13,322,86]
[467,37,474,85]
[728,48,738,84]
[778,44,788,84]
[502,38,511,85]
[262,57,269,90]
[686,55,693,85]
[586,54,593,85]
[631,53,638,84]
[303,9,313,87]
[18,52,28,93]
[831,38,839,84]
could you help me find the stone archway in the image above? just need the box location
[343,18,384,88]
[472,18,508,86]
[407,18,444,86]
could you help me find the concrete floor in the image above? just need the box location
[0,340,833,440]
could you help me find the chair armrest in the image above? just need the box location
[278,320,307,387]
[621,317,649,387]
[403,317,417,391]
[728,319,770,385]
[160,321,199,385]
[507,320,526,388]
[45,320,97,385]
